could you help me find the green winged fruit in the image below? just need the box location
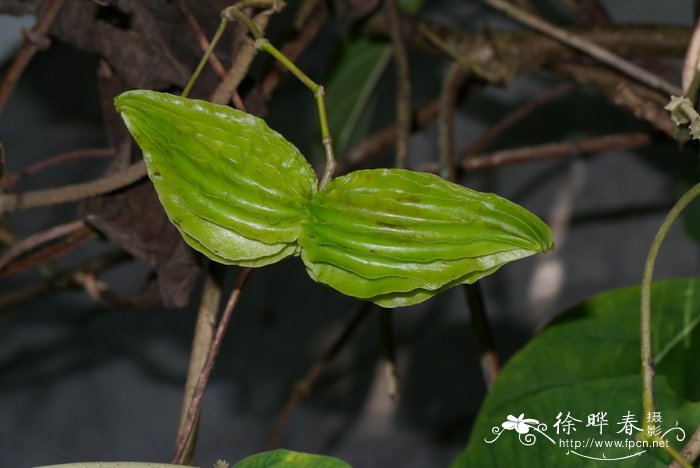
[115,90,318,267]
[299,169,553,307]
[116,91,553,307]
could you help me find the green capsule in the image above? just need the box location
[115,90,318,267]
[299,169,553,307]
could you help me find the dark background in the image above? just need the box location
[0,1,698,467]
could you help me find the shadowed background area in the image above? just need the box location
[0,1,698,467]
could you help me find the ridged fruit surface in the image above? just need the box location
[299,169,553,307]
[115,90,317,267]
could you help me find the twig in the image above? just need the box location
[438,63,465,180]
[479,0,682,95]
[670,425,700,467]
[176,264,225,464]
[385,0,412,168]
[0,160,146,213]
[265,302,373,449]
[463,283,499,388]
[0,225,96,278]
[379,308,399,399]
[436,64,500,389]
[209,11,273,105]
[221,3,336,187]
[173,267,253,464]
[682,19,700,101]
[0,250,129,315]
[176,0,227,78]
[0,0,67,115]
[552,63,676,138]
[71,270,161,308]
[0,220,86,272]
[463,82,574,157]
[1,148,115,191]
[457,132,654,171]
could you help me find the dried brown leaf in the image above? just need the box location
[81,180,200,309]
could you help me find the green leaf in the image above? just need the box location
[234,449,350,468]
[321,37,392,157]
[454,278,700,467]
[299,169,553,307]
[115,90,317,267]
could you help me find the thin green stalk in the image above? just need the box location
[223,4,336,188]
[182,18,228,98]
[258,39,335,187]
[640,180,700,468]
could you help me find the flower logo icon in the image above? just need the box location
[502,414,540,434]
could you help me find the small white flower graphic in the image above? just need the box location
[502,414,540,434]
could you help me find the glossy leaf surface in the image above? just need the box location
[234,449,350,468]
[299,169,553,307]
[453,279,700,467]
[115,90,317,267]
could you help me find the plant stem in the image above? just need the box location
[379,308,399,399]
[640,181,700,438]
[385,0,412,169]
[0,220,86,272]
[173,267,253,464]
[257,39,336,187]
[175,264,225,464]
[182,18,228,98]
[0,161,147,213]
[480,0,682,95]
[671,425,700,467]
[463,283,500,388]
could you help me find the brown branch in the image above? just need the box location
[385,0,412,168]
[0,220,86,273]
[436,66,500,388]
[71,270,160,308]
[683,19,700,100]
[464,82,574,157]
[670,425,700,468]
[0,160,147,213]
[1,148,116,191]
[438,63,465,180]
[0,226,96,279]
[455,132,654,171]
[479,0,681,95]
[552,62,677,138]
[175,264,225,464]
[463,283,499,388]
[175,0,246,110]
[379,308,399,399]
[0,251,130,315]
[265,302,373,449]
[0,0,67,115]
[176,0,227,78]
[210,12,272,105]
[366,14,690,85]
[173,267,253,464]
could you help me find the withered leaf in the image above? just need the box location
[81,179,201,309]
